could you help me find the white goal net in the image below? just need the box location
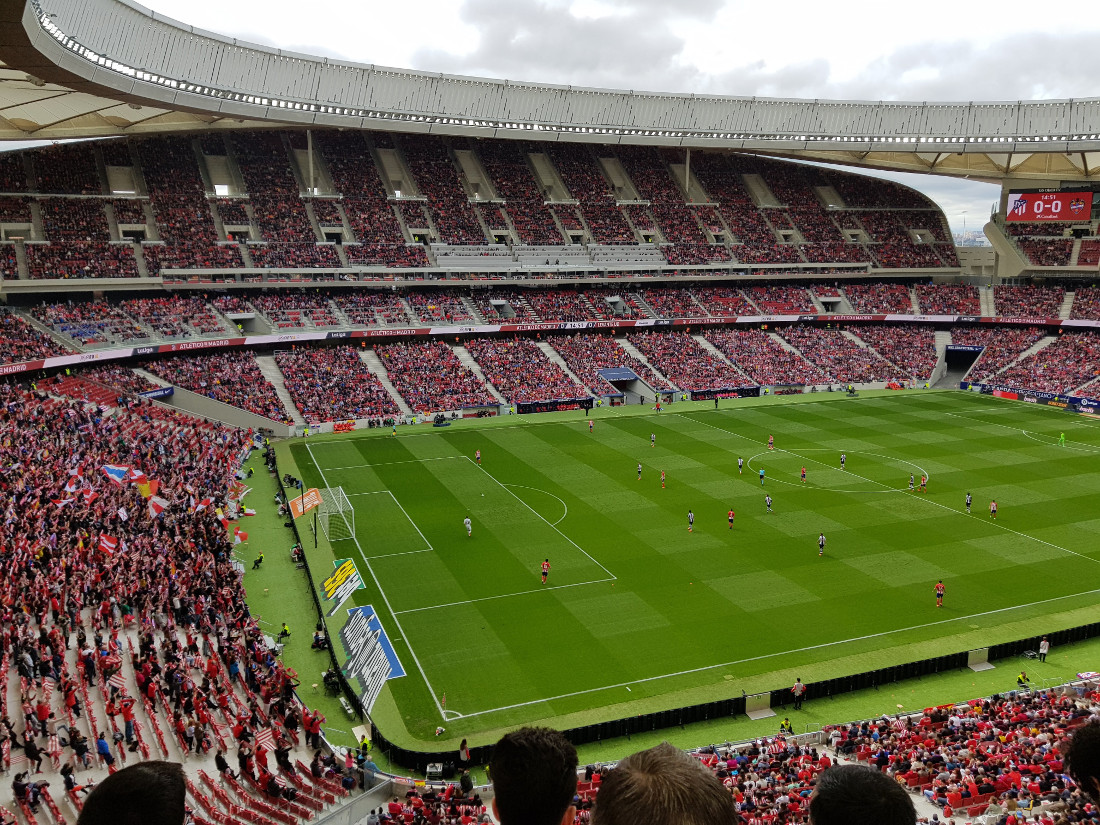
[318,486,355,542]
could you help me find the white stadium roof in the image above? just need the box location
[2,0,1100,183]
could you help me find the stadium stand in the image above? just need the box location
[399,135,487,245]
[1017,239,1075,267]
[249,292,341,330]
[477,140,564,245]
[635,287,707,319]
[545,333,674,394]
[745,285,816,314]
[330,291,413,327]
[703,328,827,386]
[625,330,747,391]
[848,324,938,381]
[1,308,68,360]
[1071,285,1100,320]
[25,240,140,279]
[779,325,909,384]
[32,144,101,195]
[987,331,1100,394]
[0,381,339,815]
[120,296,232,339]
[471,289,539,322]
[32,300,148,346]
[1077,240,1100,268]
[375,340,498,412]
[952,326,1049,385]
[992,285,1065,317]
[843,283,915,314]
[405,289,475,324]
[0,151,29,191]
[915,284,981,315]
[464,337,588,403]
[686,286,756,317]
[0,133,971,280]
[545,144,635,245]
[276,346,401,422]
[142,351,293,423]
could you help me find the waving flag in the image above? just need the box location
[64,475,81,494]
[51,497,74,508]
[81,489,99,505]
[194,497,212,512]
[148,496,169,518]
[233,527,248,544]
[98,535,119,556]
[127,467,147,484]
[255,727,276,751]
[101,464,130,485]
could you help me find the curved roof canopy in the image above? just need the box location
[3,0,1100,182]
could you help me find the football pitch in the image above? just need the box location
[286,391,1100,741]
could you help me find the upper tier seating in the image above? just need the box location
[993,286,1065,317]
[10,132,960,278]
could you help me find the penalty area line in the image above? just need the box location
[393,577,616,615]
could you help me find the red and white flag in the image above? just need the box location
[98,534,119,556]
[108,672,127,690]
[148,496,170,518]
[233,527,248,544]
[255,727,276,751]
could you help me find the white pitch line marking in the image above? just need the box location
[394,578,616,615]
[446,585,1100,720]
[679,411,1100,569]
[504,483,570,526]
[469,457,616,580]
[304,443,444,718]
[324,456,466,471]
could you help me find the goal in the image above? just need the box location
[317,486,355,542]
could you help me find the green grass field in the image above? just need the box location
[283,390,1100,745]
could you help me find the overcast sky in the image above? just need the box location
[46,0,1100,233]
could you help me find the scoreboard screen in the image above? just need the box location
[1006,191,1092,222]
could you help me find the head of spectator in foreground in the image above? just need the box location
[1065,719,1100,802]
[490,726,578,825]
[809,764,916,825]
[591,741,738,825]
[76,760,186,825]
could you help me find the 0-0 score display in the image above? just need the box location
[1006,191,1092,222]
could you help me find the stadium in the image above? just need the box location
[2,0,1100,822]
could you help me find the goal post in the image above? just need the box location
[318,486,355,542]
